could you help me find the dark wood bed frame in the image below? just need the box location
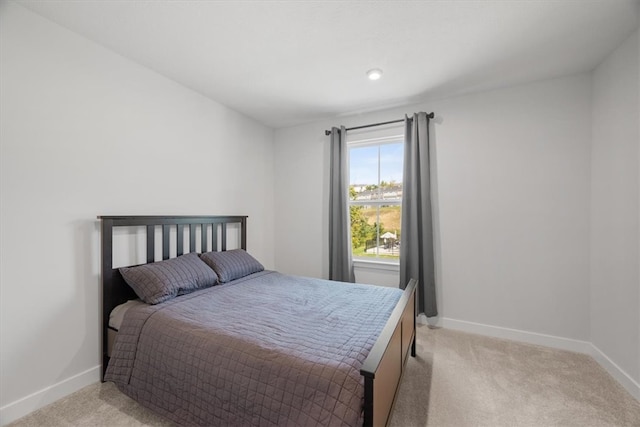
[99,215,416,427]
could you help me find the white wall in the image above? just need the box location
[590,29,640,389]
[0,2,274,422]
[275,74,592,342]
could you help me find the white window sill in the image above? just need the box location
[353,259,400,272]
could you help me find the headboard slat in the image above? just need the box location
[146,225,155,263]
[162,225,170,260]
[189,224,196,253]
[213,224,218,251]
[201,224,207,253]
[177,224,184,256]
[221,223,227,251]
[241,217,247,250]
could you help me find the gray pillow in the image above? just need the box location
[200,249,264,283]
[119,252,218,304]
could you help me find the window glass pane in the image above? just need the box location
[349,204,401,260]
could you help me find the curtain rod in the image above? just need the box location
[324,112,434,136]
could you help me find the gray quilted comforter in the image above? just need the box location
[105,271,402,426]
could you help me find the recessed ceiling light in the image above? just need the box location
[367,68,383,81]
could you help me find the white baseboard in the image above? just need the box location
[589,343,640,401]
[0,365,100,426]
[417,315,639,402]
[429,316,593,354]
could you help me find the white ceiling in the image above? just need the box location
[17,0,640,129]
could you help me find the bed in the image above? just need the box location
[100,215,416,427]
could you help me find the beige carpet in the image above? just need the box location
[8,326,640,427]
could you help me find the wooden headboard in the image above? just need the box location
[98,215,248,380]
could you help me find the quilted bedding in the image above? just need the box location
[105,271,402,426]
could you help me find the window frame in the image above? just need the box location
[347,133,404,264]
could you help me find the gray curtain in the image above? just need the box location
[400,112,437,317]
[329,126,355,282]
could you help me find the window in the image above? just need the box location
[348,134,403,262]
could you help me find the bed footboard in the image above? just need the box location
[360,279,417,427]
